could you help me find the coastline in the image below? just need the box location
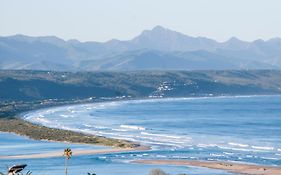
[0,118,141,149]
[0,97,149,150]
[1,95,280,174]
[0,146,149,159]
[2,95,268,149]
[133,160,281,175]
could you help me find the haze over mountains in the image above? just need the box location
[1,26,281,71]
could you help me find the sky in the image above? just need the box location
[0,0,281,42]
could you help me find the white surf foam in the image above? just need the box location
[210,153,225,157]
[140,132,188,139]
[260,157,279,160]
[60,114,74,118]
[156,155,167,158]
[112,128,128,132]
[140,140,180,147]
[95,126,108,129]
[197,144,218,148]
[251,146,274,151]
[120,125,146,131]
[223,152,234,155]
[228,142,249,148]
[83,124,93,127]
[33,117,51,124]
[217,146,252,152]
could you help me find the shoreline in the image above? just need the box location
[17,94,281,120]
[133,159,281,175]
[1,95,280,174]
[0,118,142,149]
[0,96,147,149]
[4,95,272,149]
[0,146,150,159]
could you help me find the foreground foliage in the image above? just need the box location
[149,169,187,175]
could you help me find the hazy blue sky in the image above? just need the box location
[0,0,281,42]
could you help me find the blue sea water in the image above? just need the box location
[0,134,230,175]
[0,132,108,156]
[1,95,281,174]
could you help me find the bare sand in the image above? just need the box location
[0,146,149,159]
[133,159,281,175]
[0,148,130,159]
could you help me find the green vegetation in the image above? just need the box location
[1,70,281,104]
[2,70,281,119]
[149,169,169,175]
[149,169,187,175]
[0,118,137,148]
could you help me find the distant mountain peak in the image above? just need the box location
[67,39,81,44]
[137,25,173,38]
[151,25,167,31]
[134,26,184,40]
[1,27,281,71]
[220,36,250,50]
[130,26,219,51]
[227,37,241,42]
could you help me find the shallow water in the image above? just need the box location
[0,132,108,156]
[0,134,232,175]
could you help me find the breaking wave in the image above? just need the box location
[22,95,281,166]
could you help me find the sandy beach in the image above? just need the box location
[133,159,281,175]
[0,148,130,159]
[0,146,150,159]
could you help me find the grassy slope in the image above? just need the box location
[0,118,137,148]
[1,70,281,102]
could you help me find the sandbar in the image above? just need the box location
[133,159,281,175]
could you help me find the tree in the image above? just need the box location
[63,148,72,175]
[149,169,169,175]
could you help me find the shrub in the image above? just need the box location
[149,169,169,175]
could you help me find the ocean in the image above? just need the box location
[1,95,281,174]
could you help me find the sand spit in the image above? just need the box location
[0,147,137,159]
[133,159,281,175]
[0,144,149,159]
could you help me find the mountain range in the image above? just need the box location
[1,26,281,71]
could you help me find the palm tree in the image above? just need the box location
[7,164,28,175]
[63,148,72,175]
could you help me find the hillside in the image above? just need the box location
[1,70,281,102]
